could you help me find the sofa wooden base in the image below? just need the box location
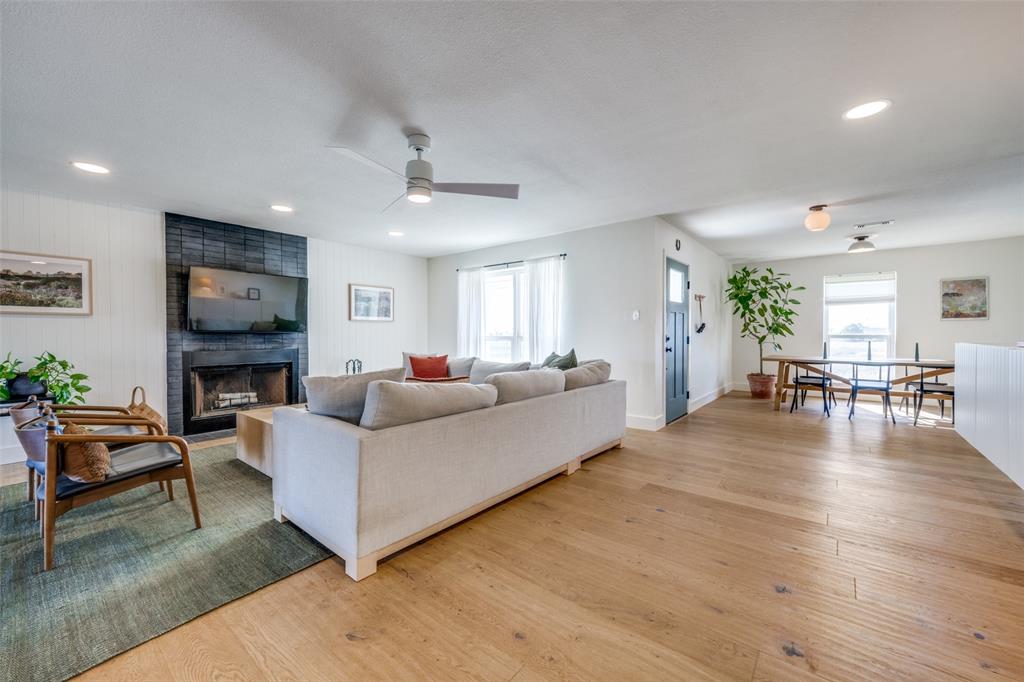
[279,438,622,582]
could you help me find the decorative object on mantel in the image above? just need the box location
[0,250,92,315]
[694,294,707,334]
[349,284,394,321]
[940,276,988,320]
[726,266,805,400]
[345,358,363,375]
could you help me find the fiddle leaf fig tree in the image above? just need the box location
[726,266,805,375]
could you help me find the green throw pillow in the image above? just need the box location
[542,349,577,370]
[274,314,305,332]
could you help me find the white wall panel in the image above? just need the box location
[0,188,167,415]
[307,237,427,376]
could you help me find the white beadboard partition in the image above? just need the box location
[307,237,428,376]
[0,188,167,423]
[955,343,1024,489]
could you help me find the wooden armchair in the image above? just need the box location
[19,413,201,570]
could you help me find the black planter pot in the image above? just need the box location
[8,373,46,399]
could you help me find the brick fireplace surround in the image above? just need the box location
[164,213,308,435]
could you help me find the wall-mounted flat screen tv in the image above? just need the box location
[187,266,308,333]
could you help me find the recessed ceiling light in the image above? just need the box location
[388,231,404,237]
[30,261,48,265]
[270,205,294,213]
[843,100,892,120]
[71,161,110,174]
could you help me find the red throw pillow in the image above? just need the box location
[409,354,448,379]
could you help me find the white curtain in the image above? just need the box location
[525,256,563,363]
[456,267,485,358]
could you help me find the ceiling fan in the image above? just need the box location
[329,133,520,212]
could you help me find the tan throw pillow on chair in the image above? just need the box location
[61,422,112,483]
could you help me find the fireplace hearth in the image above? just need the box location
[182,348,299,434]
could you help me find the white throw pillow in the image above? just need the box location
[563,361,612,391]
[469,360,531,384]
[359,381,498,430]
[485,369,566,405]
[447,356,477,378]
[303,368,406,423]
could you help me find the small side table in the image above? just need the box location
[235,404,305,477]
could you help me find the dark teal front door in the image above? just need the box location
[666,258,688,423]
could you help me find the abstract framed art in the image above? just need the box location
[0,251,93,315]
[940,276,988,320]
[349,284,394,322]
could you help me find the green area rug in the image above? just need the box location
[0,444,331,682]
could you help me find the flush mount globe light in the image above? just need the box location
[804,205,831,232]
[848,234,877,253]
[71,161,110,174]
[843,99,892,120]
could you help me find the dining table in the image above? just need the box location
[761,354,955,411]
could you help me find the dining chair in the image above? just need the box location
[913,366,955,426]
[848,362,896,424]
[789,363,838,416]
[17,412,201,570]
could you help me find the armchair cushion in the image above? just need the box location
[40,441,183,500]
[61,423,112,483]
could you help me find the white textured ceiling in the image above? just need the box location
[2,2,1022,259]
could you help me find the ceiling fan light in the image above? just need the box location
[804,205,830,232]
[848,238,876,253]
[407,186,432,204]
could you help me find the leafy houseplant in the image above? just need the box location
[27,351,92,404]
[0,352,22,401]
[726,266,805,399]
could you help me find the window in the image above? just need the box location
[482,266,526,362]
[457,255,563,363]
[823,273,896,368]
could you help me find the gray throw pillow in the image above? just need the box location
[359,381,497,430]
[469,360,531,384]
[303,368,406,423]
[402,352,439,378]
[485,369,566,405]
[447,356,477,378]
[563,361,611,391]
[542,349,577,370]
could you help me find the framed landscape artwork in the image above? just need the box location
[0,251,92,316]
[940,276,988,320]
[349,284,394,322]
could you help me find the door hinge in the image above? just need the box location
[686,335,690,344]
[687,281,691,290]
[686,390,690,399]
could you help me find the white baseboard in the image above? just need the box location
[626,413,666,431]
[688,385,729,413]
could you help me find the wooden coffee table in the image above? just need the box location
[235,404,305,477]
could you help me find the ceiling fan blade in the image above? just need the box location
[328,146,406,181]
[432,183,520,200]
[381,191,407,214]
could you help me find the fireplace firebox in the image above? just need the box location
[182,349,299,434]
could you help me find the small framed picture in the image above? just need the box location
[349,284,394,322]
[0,251,93,316]
[247,287,261,300]
[940,276,989,320]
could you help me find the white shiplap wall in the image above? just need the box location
[307,237,428,376]
[0,188,167,414]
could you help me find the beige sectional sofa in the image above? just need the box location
[272,374,626,581]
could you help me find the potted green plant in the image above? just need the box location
[0,352,24,401]
[726,266,805,399]
[27,351,92,404]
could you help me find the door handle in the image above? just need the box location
[665,347,672,353]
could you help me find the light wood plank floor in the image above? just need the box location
[8,393,1024,680]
